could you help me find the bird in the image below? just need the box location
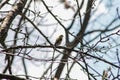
[102,70,108,80]
[54,35,63,46]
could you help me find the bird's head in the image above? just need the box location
[59,35,63,38]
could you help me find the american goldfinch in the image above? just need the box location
[54,35,63,46]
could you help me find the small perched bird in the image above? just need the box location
[54,35,63,46]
